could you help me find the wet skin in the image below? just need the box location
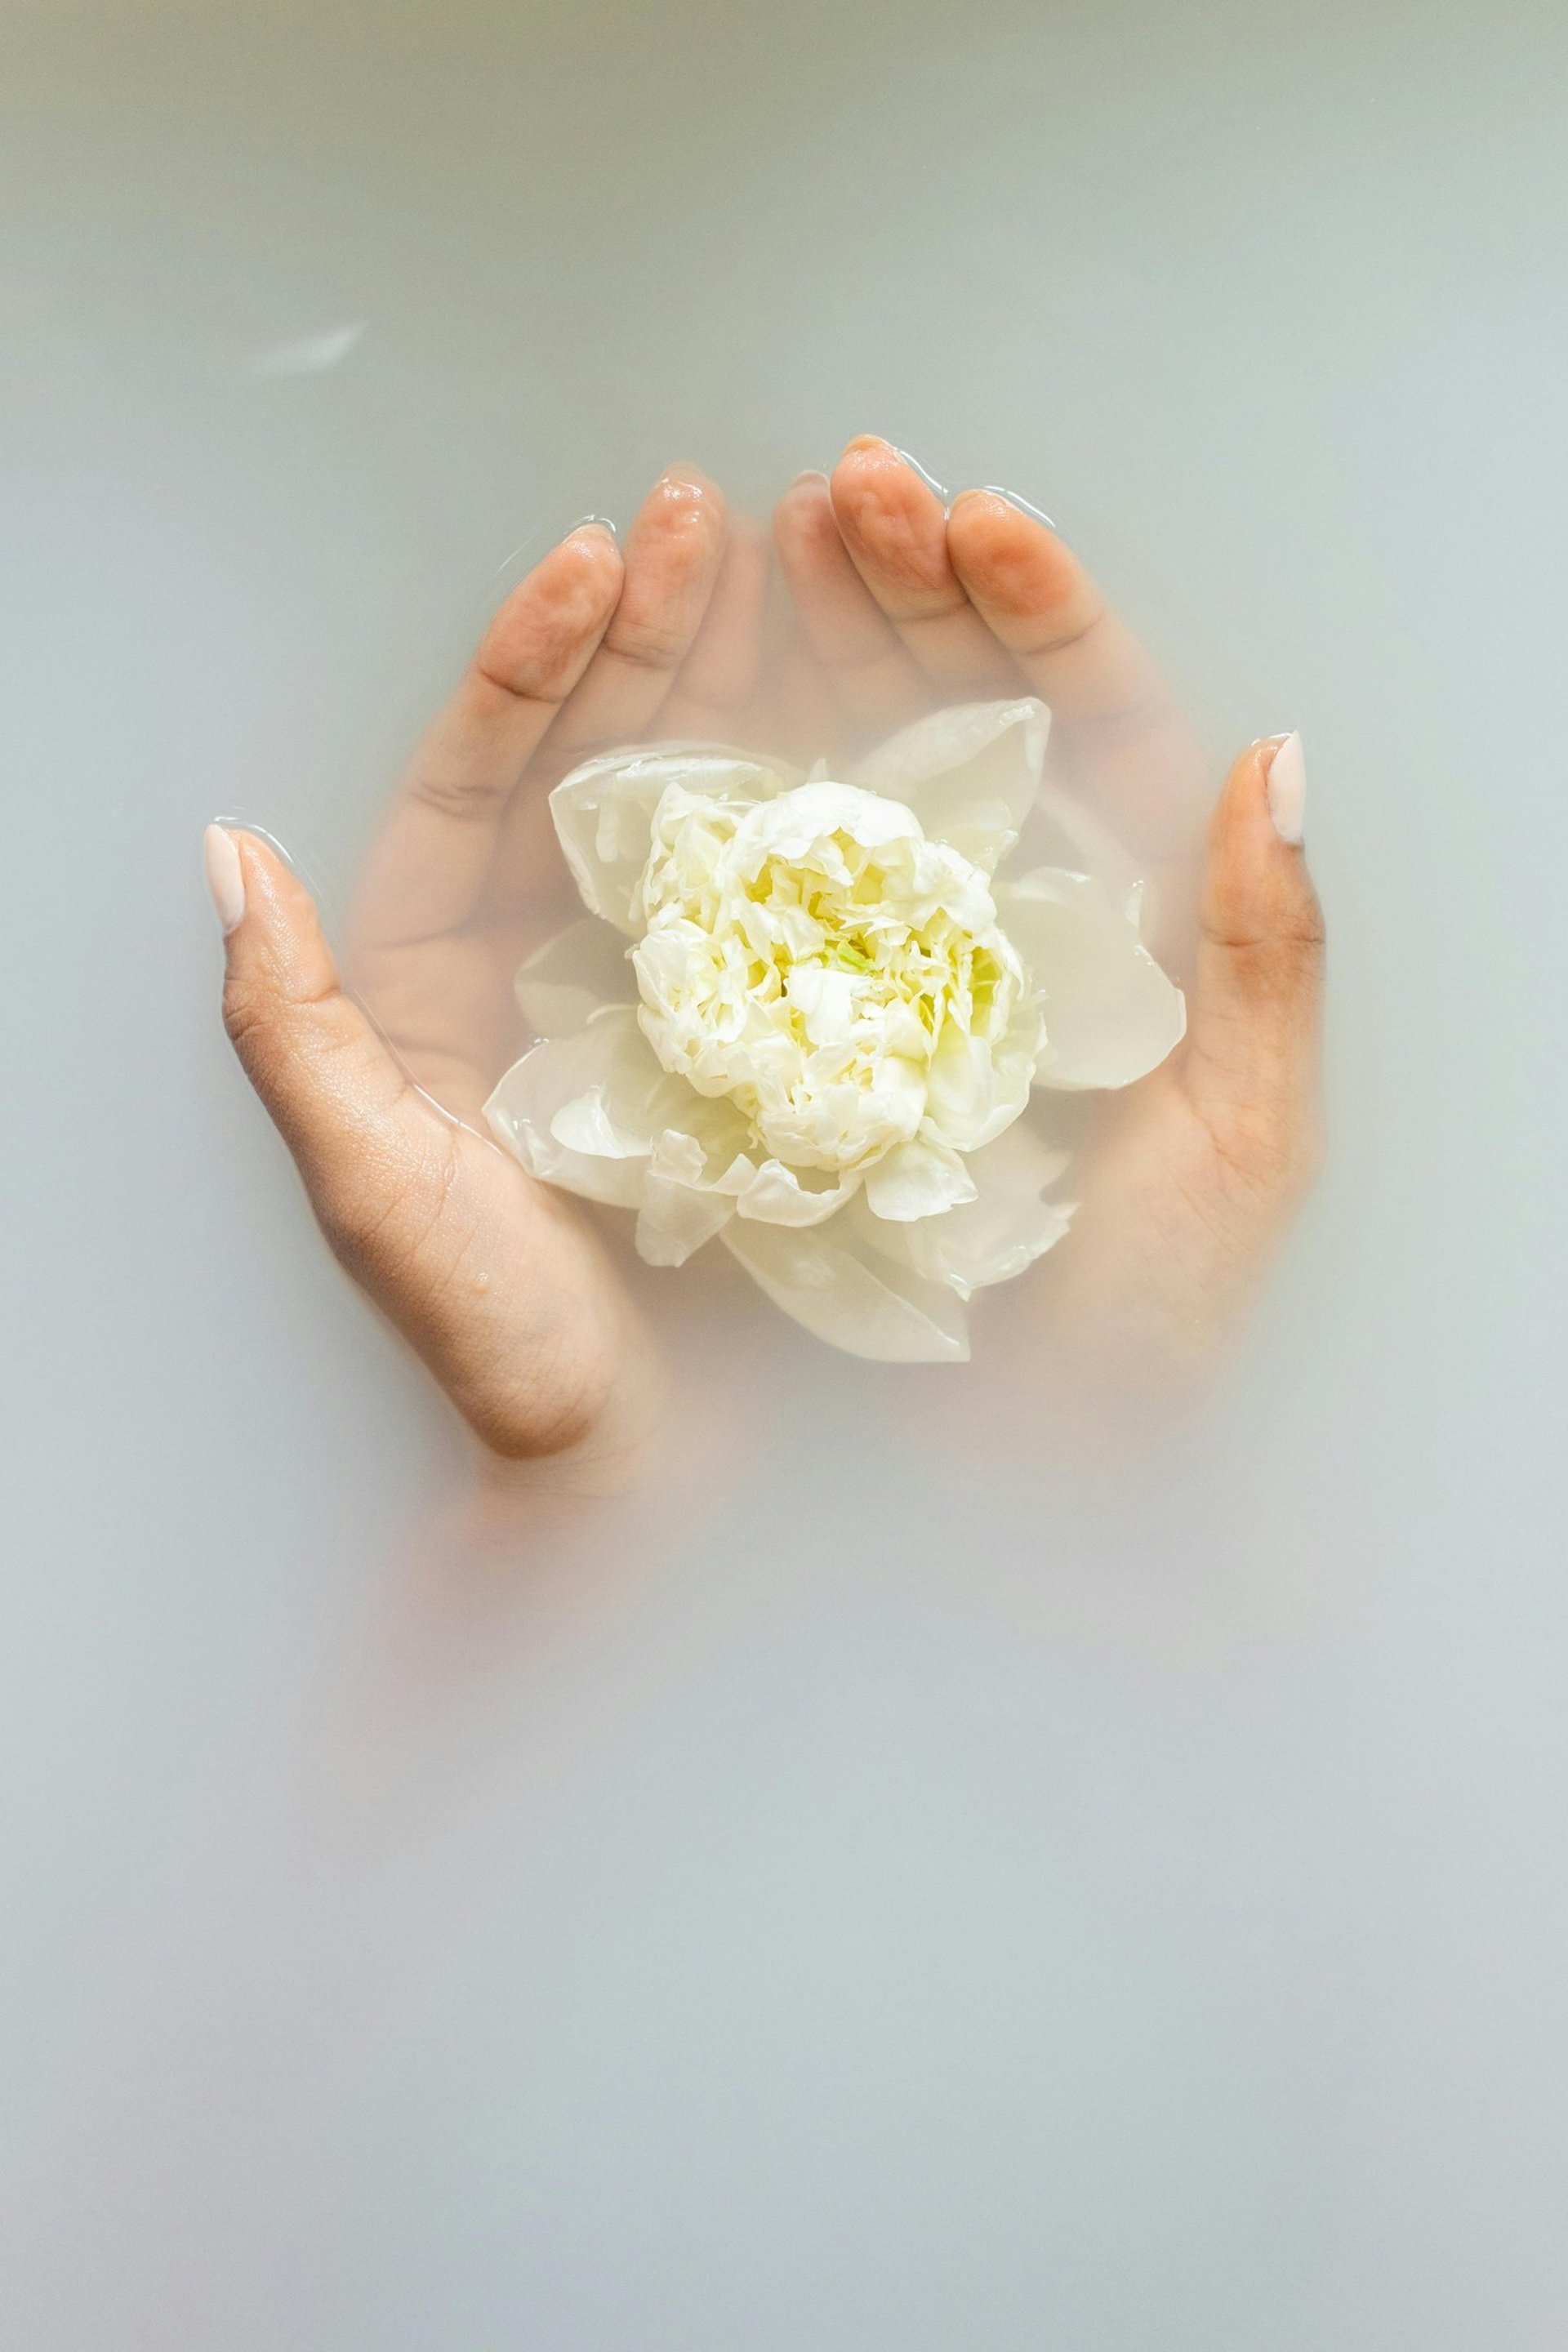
[209,440,1323,1488]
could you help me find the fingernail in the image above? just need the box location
[791,468,829,488]
[203,824,245,934]
[565,514,617,542]
[950,485,1060,533]
[1264,732,1307,844]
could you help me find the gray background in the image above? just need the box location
[4,0,1567,2344]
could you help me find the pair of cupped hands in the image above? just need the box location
[207,437,1324,1490]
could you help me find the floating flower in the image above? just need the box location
[485,701,1185,1361]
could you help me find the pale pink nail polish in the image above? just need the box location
[1266,733,1307,844]
[203,824,245,934]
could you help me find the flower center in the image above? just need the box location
[630,781,1034,1173]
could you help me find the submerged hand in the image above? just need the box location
[773,439,1324,1392]
[209,435,1323,1467]
[207,467,766,1480]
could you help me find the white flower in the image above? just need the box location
[485,701,1186,1361]
[633,777,1039,1192]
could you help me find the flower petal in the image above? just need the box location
[862,1138,978,1223]
[920,1000,1040,1154]
[733,1159,861,1228]
[635,1170,737,1267]
[849,697,1049,871]
[483,1007,697,1205]
[514,916,635,1037]
[629,1102,766,1266]
[550,744,797,933]
[1001,866,1187,1090]
[1008,782,1141,898]
[863,1122,1075,1298]
[732,778,921,866]
[722,1215,971,1362]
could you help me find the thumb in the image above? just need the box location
[1183,734,1325,1192]
[205,826,446,1256]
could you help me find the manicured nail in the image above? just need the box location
[1265,732,1306,844]
[203,824,245,934]
[566,514,617,542]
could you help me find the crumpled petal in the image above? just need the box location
[639,1137,860,1254]
[723,1215,970,1363]
[483,1007,705,1206]
[635,1156,739,1266]
[920,993,1040,1155]
[630,1099,759,1265]
[849,697,1049,871]
[551,745,796,933]
[730,778,921,866]
[862,1137,978,1223]
[514,915,635,1037]
[859,1121,1075,1298]
[733,1159,860,1228]
[1000,866,1187,1090]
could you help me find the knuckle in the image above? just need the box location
[1209,1098,1325,1210]
[222,969,343,1091]
[1276,873,1327,960]
[476,610,594,708]
[1272,929,1326,990]
[606,612,689,673]
[1204,929,1325,998]
[1290,897,1328,956]
[405,765,512,820]
[222,976,284,1071]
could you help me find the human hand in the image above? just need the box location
[773,439,1324,1396]
[210,434,1322,1474]
[207,466,770,1483]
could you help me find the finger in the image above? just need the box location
[827,436,1017,696]
[756,594,856,768]
[657,516,770,739]
[1182,734,1325,1197]
[486,467,729,911]
[211,826,458,1254]
[209,827,623,1460]
[351,524,625,952]
[945,489,1208,853]
[772,470,928,733]
[532,465,728,778]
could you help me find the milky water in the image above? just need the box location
[5,2,1568,2345]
